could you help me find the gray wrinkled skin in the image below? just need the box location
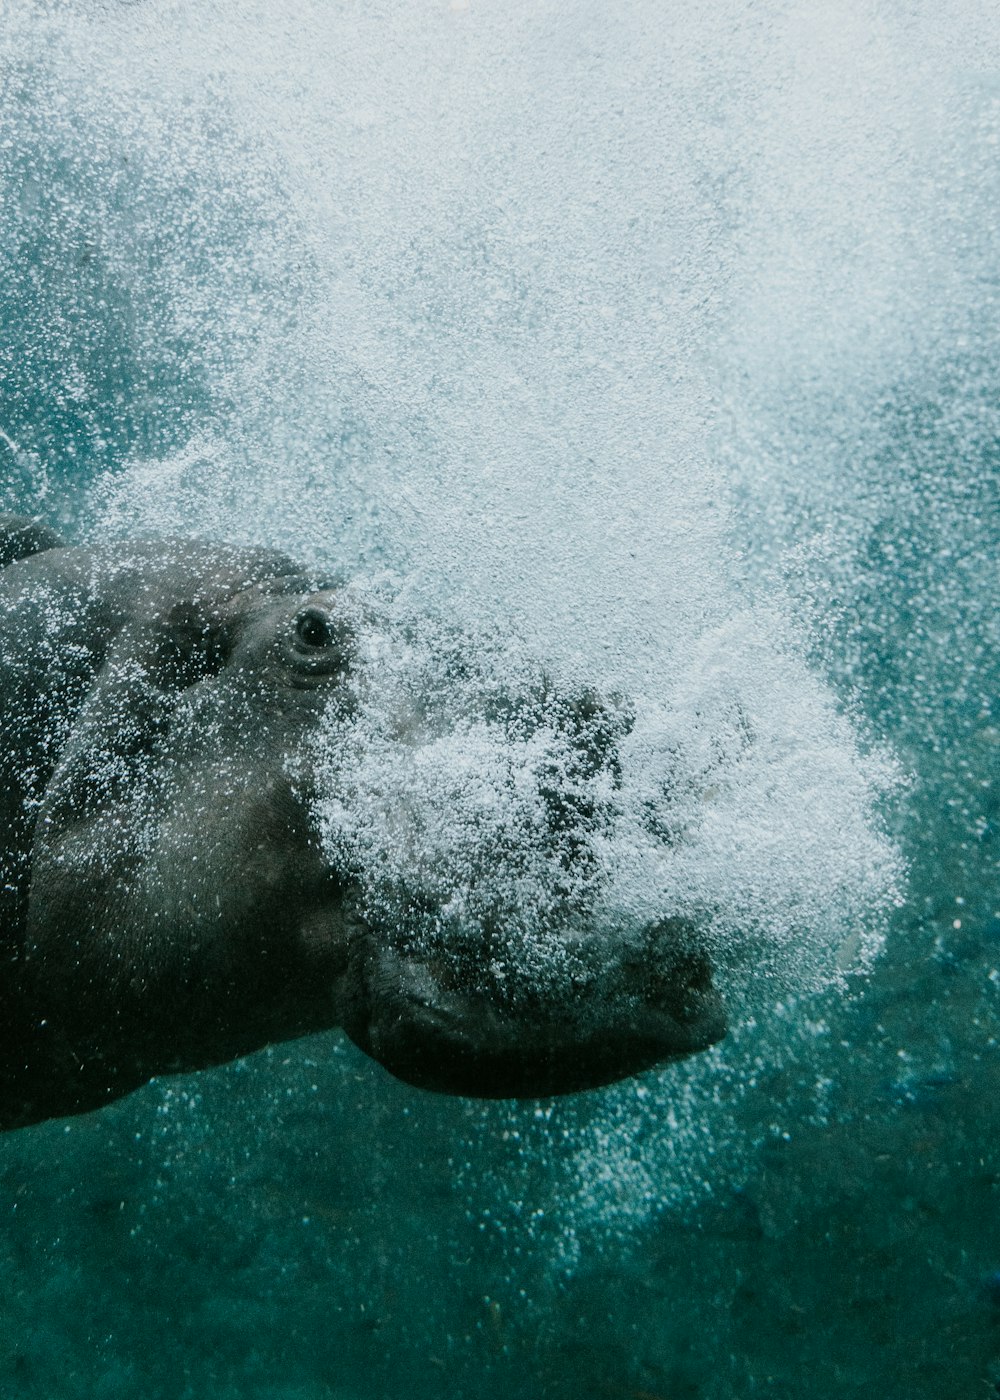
[0,514,725,1130]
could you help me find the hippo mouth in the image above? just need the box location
[339,919,726,1098]
[307,596,732,1096]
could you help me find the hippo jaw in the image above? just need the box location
[338,920,726,1098]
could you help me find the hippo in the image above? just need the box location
[0,514,725,1130]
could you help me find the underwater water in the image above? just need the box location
[1,0,999,1395]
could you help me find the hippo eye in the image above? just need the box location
[295,607,340,648]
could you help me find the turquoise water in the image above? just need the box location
[2,2,999,1396]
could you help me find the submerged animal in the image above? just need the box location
[0,514,725,1129]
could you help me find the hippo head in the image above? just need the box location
[22,566,725,1116]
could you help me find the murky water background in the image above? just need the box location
[1,1,999,1396]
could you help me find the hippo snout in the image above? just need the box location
[341,920,726,1099]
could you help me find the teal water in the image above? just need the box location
[2,2,999,1397]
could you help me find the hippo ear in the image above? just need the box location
[0,514,62,568]
[31,596,242,848]
[145,600,235,692]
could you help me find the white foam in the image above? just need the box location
[308,590,902,1007]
